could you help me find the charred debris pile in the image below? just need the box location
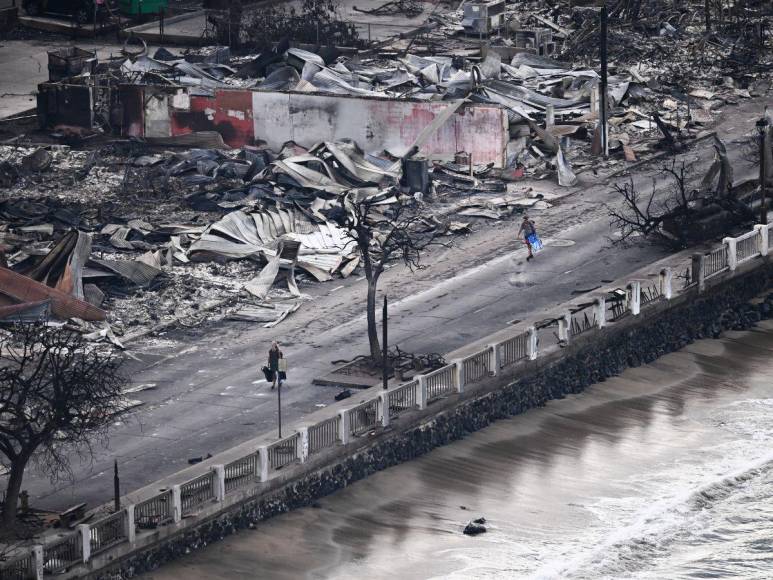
[38,1,773,173]
[3,0,771,344]
[0,135,552,345]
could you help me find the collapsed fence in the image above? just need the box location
[4,222,772,579]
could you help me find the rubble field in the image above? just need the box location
[0,0,771,346]
[0,137,564,344]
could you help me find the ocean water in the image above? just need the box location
[144,321,773,580]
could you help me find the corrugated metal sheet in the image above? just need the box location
[188,209,352,280]
[89,258,161,288]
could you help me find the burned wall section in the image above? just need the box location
[37,83,94,130]
[121,86,509,166]
[92,263,773,579]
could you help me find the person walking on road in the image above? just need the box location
[267,341,283,390]
[518,214,538,261]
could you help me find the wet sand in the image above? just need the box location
[143,321,773,580]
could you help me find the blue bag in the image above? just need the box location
[527,233,543,252]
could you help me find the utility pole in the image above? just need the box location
[113,460,120,512]
[382,295,388,390]
[599,3,609,157]
[758,117,769,225]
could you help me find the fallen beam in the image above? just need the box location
[0,267,106,322]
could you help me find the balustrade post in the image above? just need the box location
[527,326,538,360]
[416,375,428,409]
[629,281,641,315]
[171,485,182,523]
[32,545,43,580]
[453,360,464,393]
[755,224,769,257]
[488,343,501,375]
[213,465,225,502]
[337,410,350,445]
[595,297,606,328]
[298,427,309,462]
[691,254,705,293]
[660,267,673,299]
[724,237,738,271]
[558,312,571,342]
[257,446,269,482]
[77,524,91,563]
[125,504,136,544]
[378,393,390,427]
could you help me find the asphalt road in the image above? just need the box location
[18,108,765,512]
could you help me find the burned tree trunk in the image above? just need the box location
[609,157,755,250]
[1,455,29,530]
[366,276,382,364]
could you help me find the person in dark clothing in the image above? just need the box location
[267,341,283,389]
[518,215,537,261]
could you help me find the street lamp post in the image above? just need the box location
[757,117,769,225]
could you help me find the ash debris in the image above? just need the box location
[1,0,771,345]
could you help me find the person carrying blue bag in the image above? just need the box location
[518,214,542,261]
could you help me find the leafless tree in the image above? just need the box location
[609,159,753,249]
[0,323,127,533]
[339,190,445,365]
[608,161,701,249]
[209,0,361,50]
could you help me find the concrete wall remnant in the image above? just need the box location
[37,83,94,129]
[122,86,509,166]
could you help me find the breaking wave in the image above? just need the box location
[532,400,773,580]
